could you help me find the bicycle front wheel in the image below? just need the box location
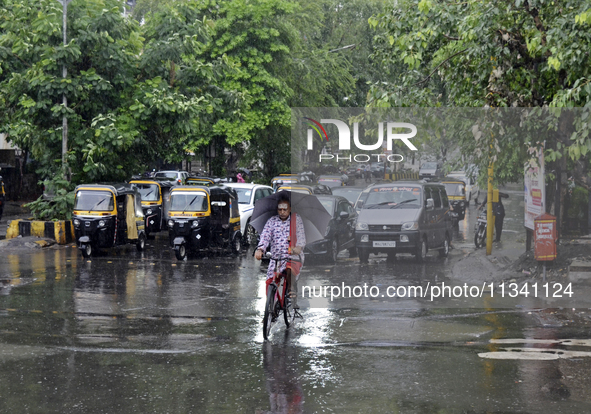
[263,285,277,340]
[283,283,294,329]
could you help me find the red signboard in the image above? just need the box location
[534,213,557,261]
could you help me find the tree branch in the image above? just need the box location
[413,48,468,86]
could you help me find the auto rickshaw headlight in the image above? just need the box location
[191,221,199,229]
[146,209,153,215]
[168,219,174,228]
[73,219,80,227]
[98,220,105,227]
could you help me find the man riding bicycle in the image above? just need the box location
[255,193,306,309]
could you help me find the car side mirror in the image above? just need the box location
[339,211,349,219]
[426,199,434,210]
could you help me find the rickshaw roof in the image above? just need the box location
[129,179,176,189]
[74,183,141,196]
[170,185,237,198]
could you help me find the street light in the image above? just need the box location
[56,0,72,181]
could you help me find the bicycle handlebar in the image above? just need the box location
[265,251,302,263]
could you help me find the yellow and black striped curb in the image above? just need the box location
[384,172,420,181]
[6,219,75,245]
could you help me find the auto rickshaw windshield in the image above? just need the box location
[74,190,114,211]
[132,183,160,201]
[170,192,208,212]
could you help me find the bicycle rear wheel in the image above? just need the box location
[263,285,277,340]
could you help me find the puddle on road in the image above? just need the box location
[480,338,591,360]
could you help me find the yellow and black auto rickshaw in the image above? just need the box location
[186,176,218,187]
[167,185,242,260]
[129,178,175,236]
[271,175,299,192]
[72,184,147,258]
[441,177,467,221]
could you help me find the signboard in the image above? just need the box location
[524,147,545,230]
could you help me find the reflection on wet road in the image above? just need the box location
[1,193,591,413]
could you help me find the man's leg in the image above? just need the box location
[286,269,299,309]
[495,214,504,241]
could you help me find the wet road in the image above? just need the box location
[2,190,591,413]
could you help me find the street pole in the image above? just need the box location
[58,0,72,181]
[486,163,494,255]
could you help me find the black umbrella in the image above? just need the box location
[249,190,332,244]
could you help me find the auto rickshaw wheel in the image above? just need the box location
[81,243,92,259]
[232,234,242,255]
[136,234,146,251]
[175,244,187,260]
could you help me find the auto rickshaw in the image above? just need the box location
[72,184,147,258]
[186,176,218,187]
[0,175,5,221]
[441,177,467,220]
[271,175,299,192]
[129,178,175,236]
[167,185,242,260]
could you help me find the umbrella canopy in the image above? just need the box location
[249,190,332,244]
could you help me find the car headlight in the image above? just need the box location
[73,219,80,226]
[168,219,174,227]
[146,208,153,215]
[401,221,419,231]
[356,222,368,231]
[191,220,199,228]
[98,220,105,228]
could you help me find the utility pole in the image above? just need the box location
[486,163,494,255]
[57,0,72,181]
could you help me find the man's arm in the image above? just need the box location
[292,214,306,255]
[255,218,273,260]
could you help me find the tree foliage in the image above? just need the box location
[368,0,591,191]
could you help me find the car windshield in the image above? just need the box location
[332,188,362,204]
[131,183,159,201]
[318,178,342,188]
[155,172,178,179]
[232,188,252,204]
[74,190,114,211]
[422,163,437,169]
[443,182,465,197]
[359,186,422,209]
[318,198,335,215]
[170,192,208,212]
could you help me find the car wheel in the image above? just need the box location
[328,239,338,264]
[246,221,258,246]
[415,237,427,262]
[439,234,450,258]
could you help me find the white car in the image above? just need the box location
[154,170,189,185]
[225,183,274,245]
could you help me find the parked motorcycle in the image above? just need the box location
[474,208,487,248]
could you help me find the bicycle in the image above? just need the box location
[263,253,301,340]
